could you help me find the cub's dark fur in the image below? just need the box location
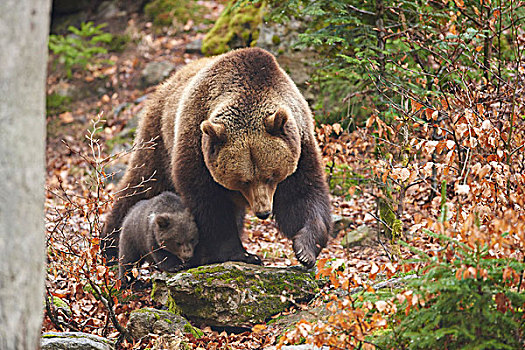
[118,192,198,282]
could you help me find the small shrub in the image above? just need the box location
[48,22,113,77]
[375,228,525,349]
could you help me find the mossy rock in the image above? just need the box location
[41,332,114,350]
[144,0,206,28]
[127,307,201,340]
[202,0,266,56]
[152,262,319,328]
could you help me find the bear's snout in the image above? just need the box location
[255,211,271,220]
[178,245,194,261]
[242,182,275,220]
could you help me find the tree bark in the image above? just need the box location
[0,0,51,348]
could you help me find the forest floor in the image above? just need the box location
[43,3,457,349]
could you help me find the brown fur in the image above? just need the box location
[103,48,332,268]
[118,192,198,283]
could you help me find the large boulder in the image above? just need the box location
[41,332,114,350]
[152,262,319,328]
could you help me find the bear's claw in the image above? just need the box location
[229,251,263,265]
[292,227,320,269]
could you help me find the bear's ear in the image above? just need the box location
[155,214,172,230]
[201,120,226,142]
[264,109,288,135]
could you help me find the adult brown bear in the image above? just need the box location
[102,48,332,268]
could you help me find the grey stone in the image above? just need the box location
[54,80,82,100]
[256,18,319,104]
[117,108,142,140]
[41,332,114,350]
[97,1,121,19]
[52,78,108,101]
[103,162,127,184]
[152,262,319,328]
[185,39,203,54]
[127,307,197,340]
[257,19,305,55]
[341,224,375,248]
[140,61,176,88]
[331,214,352,237]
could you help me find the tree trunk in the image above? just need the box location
[0,0,51,349]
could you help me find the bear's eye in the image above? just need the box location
[240,180,250,186]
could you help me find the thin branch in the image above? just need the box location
[346,4,376,16]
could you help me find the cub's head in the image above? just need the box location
[201,108,301,219]
[153,210,199,262]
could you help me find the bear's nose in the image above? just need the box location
[256,211,271,220]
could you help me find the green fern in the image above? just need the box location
[48,22,113,77]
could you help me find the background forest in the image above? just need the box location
[43,0,524,349]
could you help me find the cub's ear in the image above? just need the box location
[201,120,226,142]
[155,214,172,230]
[264,109,288,135]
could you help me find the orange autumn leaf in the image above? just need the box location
[454,0,465,8]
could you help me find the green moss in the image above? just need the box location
[193,285,204,296]
[145,0,206,28]
[52,296,69,310]
[150,281,158,299]
[189,264,225,275]
[184,323,204,338]
[272,34,281,45]
[46,93,72,115]
[167,294,183,315]
[108,34,130,52]
[379,197,397,238]
[189,264,249,285]
[202,0,266,56]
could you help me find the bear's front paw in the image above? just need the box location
[230,251,263,265]
[163,264,187,273]
[292,227,322,269]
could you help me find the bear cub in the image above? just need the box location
[118,191,198,283]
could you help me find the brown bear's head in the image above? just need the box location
[153,210,199,262]
[201,108,300,219]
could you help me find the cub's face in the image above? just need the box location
[154,212,199,262]
[201,109,300,219]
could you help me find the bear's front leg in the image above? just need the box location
[174,152,262,266]
[273,141,332,269]
[185,191,261,266]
